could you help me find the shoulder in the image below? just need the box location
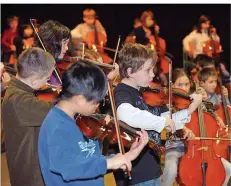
[114,83,134,94]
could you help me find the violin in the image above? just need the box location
[213,63,231,163]
[141,85,190,110]
[36,83,61,102]
[141,82,215,110]
[76,114,165,156]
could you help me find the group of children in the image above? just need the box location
[1,18,231,186]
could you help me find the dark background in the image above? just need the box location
[1,4,230,69]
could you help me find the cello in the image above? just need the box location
[203,26,222,58]
[177,82,226,186]
[213,63,231,168]
[148,25,170,75]
[83,19,112,64]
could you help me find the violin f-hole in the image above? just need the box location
[188,144,195,159]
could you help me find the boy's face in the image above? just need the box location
[73,95,100,116]
[200,75,217,94]
[9,20,18,29]
[32,68,54,90]
[129,59,155,87]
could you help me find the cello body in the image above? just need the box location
[177,111,225,186]
[149,35,169,74]
[84,30,112,64]
[213,104,231,160]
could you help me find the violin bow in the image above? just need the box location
[30,19,62,84]
[80,38,131,178]
[107,80,132,180]
[113,35,121,66]
[107,36,132,179]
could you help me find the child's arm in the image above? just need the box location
[46,128,132,181]
[161,93,202,129]
[117,103,175,133]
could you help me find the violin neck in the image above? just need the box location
[195,82,207,137]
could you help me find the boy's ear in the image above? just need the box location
[73,95,86,106]
[127,67,135,77]
[199,80,204,87]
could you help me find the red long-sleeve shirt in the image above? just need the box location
[1,28,18,52]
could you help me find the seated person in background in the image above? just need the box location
[1,16,19,63]
[14,24,35,58]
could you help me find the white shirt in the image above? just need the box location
[71,23,107,40]
[117,103,191,133]
[183,30,220,58]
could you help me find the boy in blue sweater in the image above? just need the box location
[38,60,149,186]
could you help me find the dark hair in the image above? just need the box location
[198,68,217,82]
[58,60,108,103]
[17,47,55,78]
[18,24,34,38]
[118,43,157,78]
[38,20,71,59]
[172,68,189,84]
[196,15,210,33]
[195,54,214,68]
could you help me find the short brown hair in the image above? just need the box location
[17,47,55,79]
[172,68,189,84]
[198,68,217,82]
[118,43,157,78]
[7,15,19,24]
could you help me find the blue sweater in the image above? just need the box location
[38,106,107,186]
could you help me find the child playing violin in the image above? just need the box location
[38,20,119,85]
[198,67,231,186]
[38,60,149,186]
[114,43,202,186]
[2,47,55,186]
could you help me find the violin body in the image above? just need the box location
[141,83,191,109]
[177,111,225,186]
[36,85,60,102]
[76,114,165,156]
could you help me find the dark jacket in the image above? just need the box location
[2,76,53,186]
